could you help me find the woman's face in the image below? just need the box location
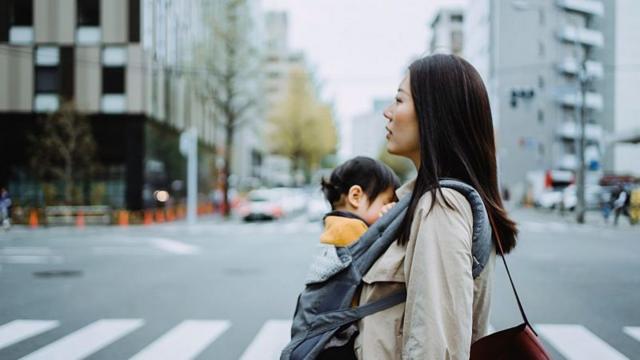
[383,74,420,166]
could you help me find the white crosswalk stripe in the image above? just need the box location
[240,320,292,360]
[623,327,640,342]
[0,320,59,351]
[149,238,201,255]
[20,319,144,360]
[131,320,230,360]
[537,324,629,360]
[3,320,639,359]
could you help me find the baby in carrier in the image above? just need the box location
[318,156,400,247]
[306,156,400,357]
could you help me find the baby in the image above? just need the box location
[319,156,400,247]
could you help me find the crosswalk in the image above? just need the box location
[0,319,639,359]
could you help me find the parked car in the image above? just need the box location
[237,189,283,221]
[531,170,574,210]
[560,184,607,211]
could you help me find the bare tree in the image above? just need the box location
[194,0,262,217]
[30,100,96,204]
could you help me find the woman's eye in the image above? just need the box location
[395,97,402,103]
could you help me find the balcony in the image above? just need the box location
[557,58,604,78]
[557,25,604,47]
[556,0,604,17]
[556,122,603,141]
[555,90,603,111]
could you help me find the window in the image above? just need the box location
[538,109,544,124]
[101,46,126,112]
[34,46,60,112]
[102,68,125,94]
[9,0,33,26]
[451,14,463,23]
[35,47,60,93]
[8,0,33,44]
[77,0,100,26]
[36,67,60,93]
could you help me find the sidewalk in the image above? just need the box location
[510,205,637,231]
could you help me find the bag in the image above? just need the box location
[281,180,494,360]
[469,212,552,359]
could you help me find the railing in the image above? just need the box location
[557,25,604,47]
[556,0,604,17]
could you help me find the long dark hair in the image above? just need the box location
[321,156,400,210]
[396,54,517,252]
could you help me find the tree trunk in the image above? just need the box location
[64,157,73,204]
[222,122,234,217]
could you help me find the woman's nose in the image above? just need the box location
[383,105,392,121]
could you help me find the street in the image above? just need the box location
[0,210,639,360]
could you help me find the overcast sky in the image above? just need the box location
[262,0,467,155]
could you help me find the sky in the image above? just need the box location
[262,0,467,156]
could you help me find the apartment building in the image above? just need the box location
[462,0,612,198]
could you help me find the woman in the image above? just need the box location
[353,54,518,359]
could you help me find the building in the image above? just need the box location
[261,11,311,186]
[263,11,307,112]
[0,0,265,209]
[599,0,640,177]
[429,7,465,56]
[462,0,615,199]
[348,99,391,159]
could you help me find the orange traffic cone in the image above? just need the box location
[118,210,129,227]
[155,209,165,223]
[143,210,153,225]
[29,209,39,229]
[166,208,175,222]
[176,206,185,219]
[76,210,85,228]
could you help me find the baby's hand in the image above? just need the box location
[378,202,397,218]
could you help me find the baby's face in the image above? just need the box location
[356,187,396,225]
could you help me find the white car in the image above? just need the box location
[238,189,283,221]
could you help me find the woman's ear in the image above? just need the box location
[346,185,364,209]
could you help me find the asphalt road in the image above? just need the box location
[0,209,638,359]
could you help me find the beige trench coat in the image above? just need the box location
[353,179,496,360]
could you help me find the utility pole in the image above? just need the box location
[576,62,588,224]
[180,127,198,225]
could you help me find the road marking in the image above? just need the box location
[20,319,144,360]
[0,320,59,350]
[239,320,292,360]
[150,238,200,255]
[130,320,230,360]
[537,324,629,360]
[623,327,640,342]
[0,247,53,255]
[0,255,64,264]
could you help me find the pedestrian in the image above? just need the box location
[0,187,11,230]
[613,185,631,226]
[318,156,400,247]
[354,54,518,359]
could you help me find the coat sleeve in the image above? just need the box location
[402,189,474,360]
